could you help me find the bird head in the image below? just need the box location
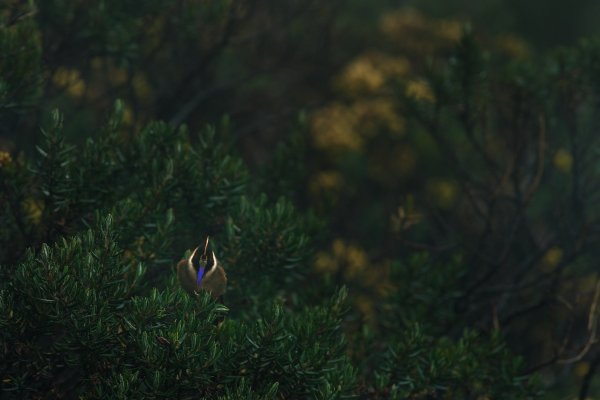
[177,235,227,299]
[188,236,217,287]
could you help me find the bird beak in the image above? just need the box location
[202,236,210,259]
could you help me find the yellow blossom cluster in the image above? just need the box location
[22,198,44,225]
[314,239,368,276]
[0,151,12,168]
[311,103,362,152]
[405,79,435,103]
[311,8,469,157]
[379,8,462,55]
[314,239,392,319]
[52,57,151,130]
[539,246,563,273]
[90,57,129,86]
[425,178,459,209]
[310,98,406,154]
[553,148,573,173]
[309,8,487,208]
[335,52,410,96]
[53,68,86,98]
[309,170,344,198]
[89,57,151,103]
[495,34,531,59]
[351,99,405,136]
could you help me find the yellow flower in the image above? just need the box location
[311,103,362,152]
[22,198,44,225]
[351,99,405,137]
[336,52,410,97]
[122,104,135,126]
[53,68,86,98]
[314,239,368,276]
[314,252,337,274]
[337,56,385,94]
[540,247,563,272]
[90,57,128,85]
[437,20,463,42]
[380,8,428,39]
[575,362,590,378]
[343,243,369,278]
[553,148,573,173]
[406,79,435,103]
[378,54,411,78]
[426,178,458,209]
[0,151,12,168]
[380,8,462,54]
[309,170,343,196]
[495,34,530,59]
[133,73,152,102]
[314,239,393,321]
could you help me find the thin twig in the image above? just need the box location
[558,280,600,364]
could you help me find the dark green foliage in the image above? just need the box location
[0,102,307,289]
[0,106,538,398]
[375,327,538,399]
[349,252,540,399]
[381,253,466,333]
[0,111,356,398]
[0,65,348,396]
[1,214,355,398]
[222,195,315,313]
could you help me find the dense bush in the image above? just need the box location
[0,109,538,399]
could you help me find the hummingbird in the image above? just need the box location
[176,236,227,299]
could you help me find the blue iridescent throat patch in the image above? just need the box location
[196,265,206,286]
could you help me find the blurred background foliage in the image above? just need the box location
[2,0,600,398]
